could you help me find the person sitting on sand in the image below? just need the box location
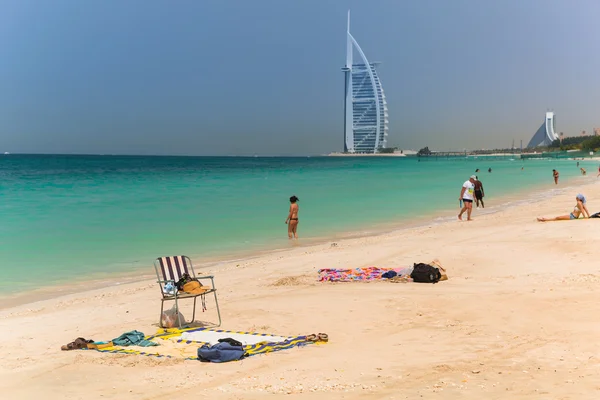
[537,194,590,222]
[285,195,299,239]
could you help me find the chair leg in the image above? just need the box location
[159,300,166,328]
[213,290,222,327]
[175,297,184,329]
[191,296,197,325]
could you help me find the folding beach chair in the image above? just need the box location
[154,256,221,328]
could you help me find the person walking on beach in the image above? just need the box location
[474,176,485,209]
[285,195,299,239]
[537,194,590,221]
[580,167,587,176]
[458,175,476,221]
[597,165,600,178]
[553,169,559,184]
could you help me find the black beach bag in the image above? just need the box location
[410,263,442,284]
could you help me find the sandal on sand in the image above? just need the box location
[305,334,318,342]
[317,333,329,342]
[61,337,94,351]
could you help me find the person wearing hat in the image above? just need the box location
[537,193,590,222]
[458,175,477,221]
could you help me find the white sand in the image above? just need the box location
[2,179,600,399]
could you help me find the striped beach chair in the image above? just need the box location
[154,256,221,328]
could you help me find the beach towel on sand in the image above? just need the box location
[318,267,408,282]
[112,330,158,347]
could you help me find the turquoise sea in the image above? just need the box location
[0,154,596,295]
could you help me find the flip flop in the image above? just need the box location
[317,333,329,342]
[305,334,318,342]
[61,337,94,351]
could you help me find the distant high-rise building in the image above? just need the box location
[594,128,600,136]
[342,11,388,154]
[527,112,559,147]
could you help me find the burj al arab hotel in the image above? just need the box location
[342,12,389,154]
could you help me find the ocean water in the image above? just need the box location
[0,154,595,294]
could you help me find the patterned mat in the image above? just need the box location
[318,267,410,282]
[89,327,316,360]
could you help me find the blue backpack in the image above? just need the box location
[197,342,246,363]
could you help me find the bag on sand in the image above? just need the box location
[197,342,246,363]
[410,263,442,284]
[161,305,185,328]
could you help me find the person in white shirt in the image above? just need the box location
[458,175,476,221]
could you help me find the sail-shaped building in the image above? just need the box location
[342,12,388,153]
[527,112,558,148]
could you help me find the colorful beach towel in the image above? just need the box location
[88,327,316,360]
[318,267,410,282]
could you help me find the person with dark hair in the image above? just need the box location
[285,195,299,239]
[553,169,559,184]
[474,176,485,209]
[537,194,590,221]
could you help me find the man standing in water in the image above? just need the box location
[553,169,559,184]
[458,175,476,221]
[474,176,485,209]
[285,195,299,239]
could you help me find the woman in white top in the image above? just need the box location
[537,194,590,222]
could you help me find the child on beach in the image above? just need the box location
[537,194,590,222]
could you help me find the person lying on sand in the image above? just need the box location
[537,194,590,222]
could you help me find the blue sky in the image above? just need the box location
[1,0,599,155]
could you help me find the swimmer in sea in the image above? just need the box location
[285,195,299,239]
[537,194,590,222]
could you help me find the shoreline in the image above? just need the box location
[2,172,595,310]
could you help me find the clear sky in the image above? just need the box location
[1,0,599,155]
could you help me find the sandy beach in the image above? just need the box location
[2,179,600,399]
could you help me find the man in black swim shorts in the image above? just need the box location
[473,176,485,208]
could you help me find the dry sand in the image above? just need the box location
[2,179,600,399]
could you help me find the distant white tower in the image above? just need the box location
[527,112,558,147]
[342,11,388,154]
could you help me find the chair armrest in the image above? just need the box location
[194,275,216,289]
